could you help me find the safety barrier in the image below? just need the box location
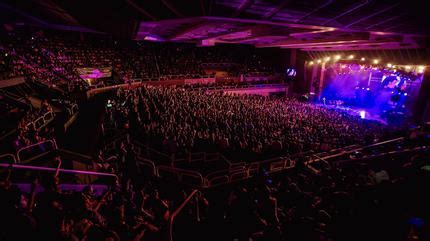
[133,141,172,164]
[169,189,199,241]
[0,163,118,181]
[0,154,17,164]
[25,111,55,131]
[306,137,405,165]
[99,134,410,188]
[158,166,204,187]
[136,156,157,176]
[16,139,58,162]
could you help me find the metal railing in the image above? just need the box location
[157,166,204,187]
[16,139,58,162]
[98,133,410,188]
[0,154,17,164]
[25,111,55,131]
[169,189,199,241]
[0,163,118,181]
[136,156,158,176]
[306,137,405,165]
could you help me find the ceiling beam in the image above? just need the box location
[384,23,405,32]
[271,40,371,48]
[169,22,212,40]
[323,0,369,25]
[126,0,157,21]
[365,14,405,30]
[299,41,416,51]
[293,0,334,23]
[35,0,80,25]
[0,2,48,26]
[206,27,275,43]
[258,32,371,47]
[344,3,400,28]
[199,0,206,16]
[161,0,185,18]
[262,0,293,20]
[204,16,330,30]
[232,0,254,18]
[289,28,336,37]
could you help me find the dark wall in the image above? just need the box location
[413,71,430,123]
[289,50,309,94]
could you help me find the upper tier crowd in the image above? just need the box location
[0,29,279,91]
[105,86,388,161]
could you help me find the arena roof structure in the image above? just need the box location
[2,0,429,50]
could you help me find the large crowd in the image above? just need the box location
[0,28,280,91]
[1,26,429,241]
[105,86,387,161]
[0,135,428,241]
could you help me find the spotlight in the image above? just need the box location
[392,65,396,68]
[348,55,354,59]
[361,57,365,61]
[405,65,411,70]
[366,88,370,91]
[324,57,331,62]
[404,93,408,96]
[418,65,425,70]
[387,63,392,68]
[309,61,314,65]
[418,66,425,73]
[373,59,379,64]
[334,55,341,60]
[317,59,322,63]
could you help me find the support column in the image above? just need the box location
[318,62,326,100]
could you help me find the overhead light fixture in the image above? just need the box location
[348,55,354,59]
[387,63,392,68]
[317,59,322,63]
[373,59,379,64]
[405,65,411,70]
[334,55,341,60]
[309,61,314,65]
[324,57,331,62]
[361,57,365,61]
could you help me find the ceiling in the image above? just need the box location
[2,0,429,50]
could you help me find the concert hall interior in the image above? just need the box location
[1,0,430,240]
